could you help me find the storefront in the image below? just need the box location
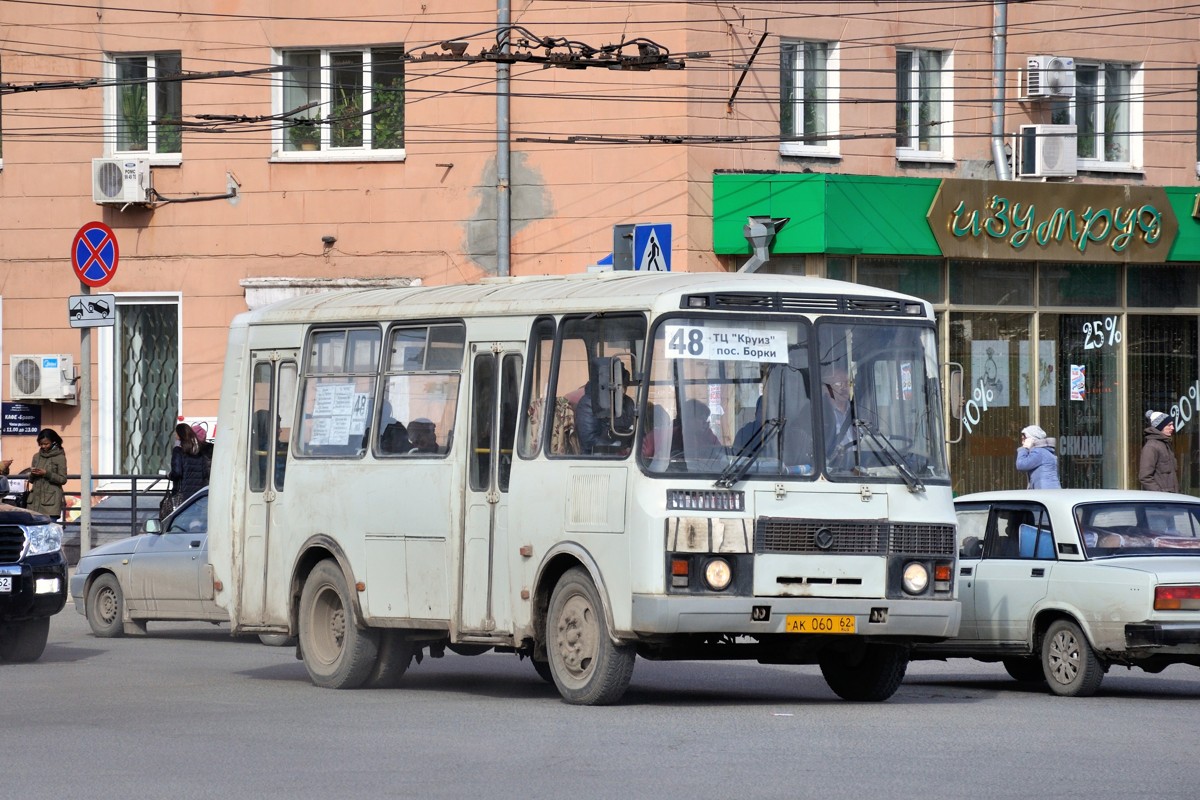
[714,173,1200,495]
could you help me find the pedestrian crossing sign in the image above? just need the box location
[633,224,671,271]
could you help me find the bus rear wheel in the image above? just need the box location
[299,559,380,689]
[546,567,635,705]
[818,643,908,702]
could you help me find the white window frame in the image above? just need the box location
[97,293,182,474]
[1071,60,1142,173]
[272,46,406,162]
[780,39,840,158]
[103,52,183,165]
[895,47,954,163]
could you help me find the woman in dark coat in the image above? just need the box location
[1139,410,1178,492]
[170,422,211,501]
[28,428,67,519]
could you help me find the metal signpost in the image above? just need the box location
[70,222,119,558]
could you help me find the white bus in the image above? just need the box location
[209,271,959,704]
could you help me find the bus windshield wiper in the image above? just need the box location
[715,418,781,489]
[852,419,925,493]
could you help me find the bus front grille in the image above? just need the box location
[755,518,955,556]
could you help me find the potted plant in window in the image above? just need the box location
[371,82,404,150]
[288,119,321,151]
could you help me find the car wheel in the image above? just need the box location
[819,644,908,702]
[1002,656,1046,683]
[1041,619,1104,697]
[258,633,297,647]
[0,616,50,662]
[298,559,379,689]
[547,567,635,705]
[86,573,125,638]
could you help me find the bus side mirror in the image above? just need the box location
[945,362,964,444]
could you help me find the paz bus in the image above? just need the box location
[208,271,959,704]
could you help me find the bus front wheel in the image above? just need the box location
[546,567,635,705]
[299,559,380,689]
[819,643,908,702]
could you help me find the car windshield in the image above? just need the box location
[1076,502,1200,557]
[638,314,949,485]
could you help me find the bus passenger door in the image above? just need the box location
[459,343,522,635]
[239,351,298,626]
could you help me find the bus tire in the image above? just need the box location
[0,616,50,662]
[819,643,908,702]
[531,658,554,684]
[547,567,635,705]
[299,559,380,689]
[1041,619,1104,697]
[363,630,415,689]
[86,573,125,638]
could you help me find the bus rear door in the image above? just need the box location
[459,343,523,635]
[239,350,298,626]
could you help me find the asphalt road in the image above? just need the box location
[3,608,1198,799]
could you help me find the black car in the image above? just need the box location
[0,504,68,661]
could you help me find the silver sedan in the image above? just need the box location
[69,488,223,637]
[913,489,1200,696]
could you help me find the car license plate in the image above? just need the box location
[784,614,856,634]
[0,576,11,593]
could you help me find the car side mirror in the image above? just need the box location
[144,518,162,535]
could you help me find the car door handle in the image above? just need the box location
[1031,567,1045,578]
[959,566,973,576]
[190,540,202,548]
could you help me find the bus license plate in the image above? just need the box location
[784,614,856,634]
[0,576,11,593]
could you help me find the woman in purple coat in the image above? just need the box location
[1016,424,1061,489]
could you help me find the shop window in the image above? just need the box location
[895,48,951,160]
[948,312,1032,496]
[1073,61,1138,168]
[1041,313,1121,489]
[1127,315,1197,493]
[1038,262,1119,307]
[1128,264,1200,308]
[950,261,1033,305]
[856,257,943,303]
[780,40,838,157]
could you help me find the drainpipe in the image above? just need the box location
[497,0,512,276]
[991,1,1012,180]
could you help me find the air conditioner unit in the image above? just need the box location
[10,354,77,404]
[1026,55,1076,98]
[92,157,152,205]
[1017,124,1078,178]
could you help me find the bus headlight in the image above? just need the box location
[901,562,929,595]
[704,558,732,591]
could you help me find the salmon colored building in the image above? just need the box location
[1,2,1199,495]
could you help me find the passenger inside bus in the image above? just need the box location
[575,360,635,455]
[408,418,440,454]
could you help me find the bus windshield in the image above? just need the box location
[639,315,948,485]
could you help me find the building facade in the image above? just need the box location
[0,2,1198,494]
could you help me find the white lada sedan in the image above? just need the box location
[912,489,1200,697]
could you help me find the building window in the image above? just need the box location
[895,48,950,159]
[1073,61,1137,167]
[780,40,838,157]
[279,46,405,157]
[107,53,182,156]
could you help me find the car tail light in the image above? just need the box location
[1154,585,1200,610]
